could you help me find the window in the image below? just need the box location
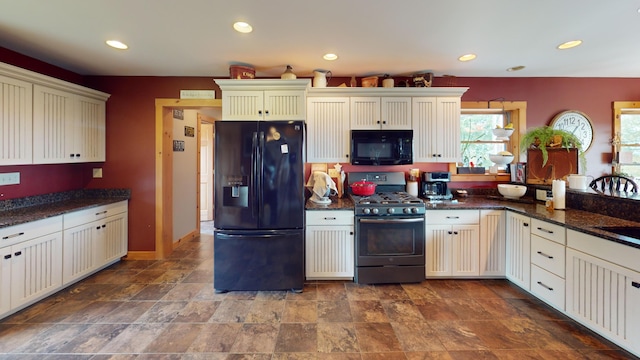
[460,111,509,169]
[613,102,640,179]
[458,101,527,177]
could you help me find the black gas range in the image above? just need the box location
[347,172,426,284]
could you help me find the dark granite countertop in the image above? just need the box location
[305,194,640,250]
[0,189,130,229]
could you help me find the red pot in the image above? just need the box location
[350,180,376,196]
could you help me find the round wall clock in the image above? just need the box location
[550,110,594,151]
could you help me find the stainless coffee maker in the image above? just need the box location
[421,172,452,200]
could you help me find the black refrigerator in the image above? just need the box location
[213,120,305,292]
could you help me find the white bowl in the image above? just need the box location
[498,184,527,199]
[492,128,514,140]
[489,154,515,165]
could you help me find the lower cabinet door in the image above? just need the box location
[63,222,99,284]
[305,225,354,280]
[0,246,12,315]
[10,232,63,308]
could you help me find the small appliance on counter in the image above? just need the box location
[421,171,452,200]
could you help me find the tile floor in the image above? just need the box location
[0,225,637,359]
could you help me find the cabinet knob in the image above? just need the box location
[382,121,386,124]
[448,231,453,234]
[265,110,270,116]
[3,254,11,260]
[14,251,22,257]
[632,281,640,289]
[524,223,529,227]
[258,110,262,116]
[377,120,381,124]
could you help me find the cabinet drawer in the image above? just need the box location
[306,211,354,226]
[531,218,565,244]
[531,234,565,278]
[531,264,565,311]
[426,210,479,225]
[0,216,63,248]
[63,201,128,229]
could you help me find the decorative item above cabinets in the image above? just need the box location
[0,62,110,166]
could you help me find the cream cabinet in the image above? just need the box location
[530,218,566,311]
[505,211,531,290]
[0,75,33,165]
[305,210,354,280]
[216,79,310,121]
[0,216,63,318]
[479,209,506,277]
[33,85,106,163]
[350,97,412,130]
[425,210,480,277]
[566,229,640,357]
[306,97,351,163]
[412,96,462,162]
[62,201,128,284]
[0,62,109,165]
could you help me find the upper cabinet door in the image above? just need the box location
[76,95,106,162]
[306,97,350,163]
[0,75,33,165]
[263,90,306,120]
[350,97,381,129]
[350,97,411,130]
[380,97,411,129]
[222,90,264,120]
[412,96,461,162]
[222,89,306,121]
[32,85,75,164]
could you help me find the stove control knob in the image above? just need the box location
[372,208,379,215]
[363,208,371,215]
[411,207,419,214]
[403,208,410,214]
[387,208,395,214]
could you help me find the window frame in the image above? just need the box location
[613,101,640,176]
[451,101,526,182]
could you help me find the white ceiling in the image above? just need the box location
[1,0,639,78]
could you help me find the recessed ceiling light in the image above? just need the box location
[106,40,128,50]
[323,53,338,61]
[507,65,526,72]
[458,53,477,62]
[233,21,253,33]
[557,40,582,50]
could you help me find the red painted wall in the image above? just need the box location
[3,47,640,252]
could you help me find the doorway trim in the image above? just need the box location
[154,98,222,259]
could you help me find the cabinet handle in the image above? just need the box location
[258,110,262,116]
[632,281,640,289]
[102,224,106,228]
[537,227,553,234]
[2,232,25,240]
[446,216,460,219]
[537,281,553,291]
[323,217,336,220]
[432,154,437,157]
[377,120,381,124]
[382,121,386,124]
[437,154,442,158]
[95,210,108,216]
[265,110,269,116]
[96,226,101,230]
[349,232,354,235]
[346,154,349,158]
[537,251,553,259]
[448,231,453,234]
[3,254,11,260]
[14,251,22,257]
[453,231,458,235]
[524,223,529,227]
[76,153,81,157]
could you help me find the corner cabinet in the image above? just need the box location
[305,210,354,280]
[215,79,310,121]
[0,62,110,165]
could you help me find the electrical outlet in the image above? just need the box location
[93,168,103,178]
[0,172,20,186]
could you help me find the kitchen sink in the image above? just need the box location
[595,226,640,240]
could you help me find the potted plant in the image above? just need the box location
[520,125,586,170]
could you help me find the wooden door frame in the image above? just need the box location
[154,98,221,259]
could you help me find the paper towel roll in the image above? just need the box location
[552,179,566,210]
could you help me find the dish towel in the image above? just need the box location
[309,171,337,199]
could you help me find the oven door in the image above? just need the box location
[356,216,425,267]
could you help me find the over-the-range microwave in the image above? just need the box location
[350,129,413,165]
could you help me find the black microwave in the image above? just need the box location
[350,130,413,165]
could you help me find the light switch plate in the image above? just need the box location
[536,189,547,201]
[93,168,103,178]
[0,172,20,186]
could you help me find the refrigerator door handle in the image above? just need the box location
[252,131,259,219]
[257,131,265,213]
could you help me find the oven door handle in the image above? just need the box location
[359,218,424,224]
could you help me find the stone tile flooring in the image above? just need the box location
[0,229,637,359]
